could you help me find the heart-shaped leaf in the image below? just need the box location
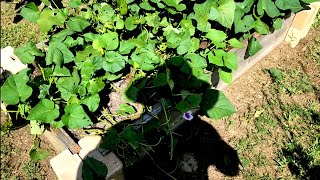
[27,99,60,123]
[62,104,93,129]
[1,69,33,105]
[201,89,236,119]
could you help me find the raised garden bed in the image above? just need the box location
[0,0,315,179]
[43,13,294,179]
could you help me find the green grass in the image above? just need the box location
[0,2,38,48]
[0,2,43,179]
[234,100,320,179]
[267,68,314,94]
[231,54,320,179]
[307,34,320,65]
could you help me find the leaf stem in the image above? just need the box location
[110,83,123,93]
[161,99,174,160]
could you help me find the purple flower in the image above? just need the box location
[182,111,193,121]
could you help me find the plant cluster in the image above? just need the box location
[0,0,316,137]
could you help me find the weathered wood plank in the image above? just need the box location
[43,127,81,154]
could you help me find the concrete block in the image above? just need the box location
[285,2,320,48]
[50,149,82,180]
[78,135,102,159]
[0,46,27,74]
[86,150,124,180]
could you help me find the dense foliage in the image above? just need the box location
[1,0,316,133]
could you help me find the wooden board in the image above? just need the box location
[43,127,81,154]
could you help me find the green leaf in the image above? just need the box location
[102,51,126,73]
[163,0,186,11]
[260,0,281,18]
[228,38,243,48]
[62,104,93,129]
[185,53,207,69]
[218,68,233,84]
[38,84,50,99]
[176,100,189,113]
[51,29,75,42]
[234,13,255,33]
[247,37,263,57]
[224,52,238,70]
[217,0,236,29]
[170,56,184,66]
[100,128,121,151]
[82,157,108,180]
[20,2,40,23]
[124,86,139,102]
[268,68,283,82]
[187,94,202,108]
[140,1,155,10]
[37,8,66,33]
[81,94,100,112]
[56,77,78,101]
[104,72,122,81]
[14,42,44,64]
[69,0,82,8]
[201,89,236,119]
[180,19,196,36]
[236,0,255,13]
[1,69,32,105]
[208,49,225,66]
[46,42,74,66]
[53,66,71,77]
[29,149,49,161]
[124,17,138,31]
[145,12,161,33]
[153,73,167,87]
[189,38,200,53]
[115,16,125,29]
[41,0,51,6]
[273,18,283,30]
[193,1,218,32]
[27,99,60,123]
[119,41,135,55]
[92,32,119,51]
[83,33,100,42]
[67,16,90,32]
[177,35,191,55]
[63,36,84,47]
[120,127,143,149]
[275,0,303,12]
[116,103,136,115]
[117,0,128,15]
[192,68,212,84]
[30,120,44,135]
[206,29,227,48]
[130,45,160,71]
[86,78,105,95]
[253,19,270,35]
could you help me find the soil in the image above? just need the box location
[1,125,57,180]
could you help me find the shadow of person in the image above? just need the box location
[123,116,240,180]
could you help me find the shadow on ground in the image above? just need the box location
[282,143,320,180]
[124,116,240,179]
